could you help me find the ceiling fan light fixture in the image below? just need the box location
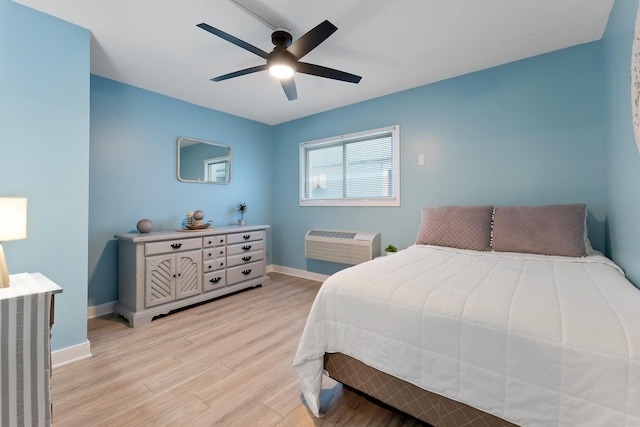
[198,20,361,101]
[267,48,296,79]
[269,64,294,79]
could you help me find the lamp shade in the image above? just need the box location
[0,198,27,241]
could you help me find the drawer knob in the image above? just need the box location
[242,256,252,262]
[209,277,222,283]
[242,269,252,275]
[243,234,251,240]
[170,243,182,249]
[242,245,252,251]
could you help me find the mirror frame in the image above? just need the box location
[633,2,640,154]
[177,137,232,184]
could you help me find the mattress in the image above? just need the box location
[293,245,640,426]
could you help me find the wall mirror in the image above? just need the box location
[633,2,640,154]
[177,137,231,184]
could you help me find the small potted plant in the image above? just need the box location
[384,244,398,255]
[236,202,248,226]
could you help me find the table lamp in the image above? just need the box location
[0,197,27,288]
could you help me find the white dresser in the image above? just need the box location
[114,225,269,327]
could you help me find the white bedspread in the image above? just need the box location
[293,245,640,426]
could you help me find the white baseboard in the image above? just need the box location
[68,265,320,369]
[52,340,92,368]
[267,264,329,282]
[88,301,116,319]
[85,265,321,319]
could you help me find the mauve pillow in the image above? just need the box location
[415,205,493,251]
[491,203,589,257]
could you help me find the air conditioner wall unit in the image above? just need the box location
[304,229,381,265]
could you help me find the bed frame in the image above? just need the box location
[324,353,518,427]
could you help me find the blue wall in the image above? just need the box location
[91,37,610,296]
[7,0,637,354]
[272,43,607,276]
[604,0,640,286]
[89,76,273,306]
[0,0,90,350]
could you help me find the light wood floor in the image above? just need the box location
[52,273,425,426]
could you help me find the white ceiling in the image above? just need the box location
[14,0,614,125]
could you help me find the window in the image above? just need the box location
[204,157,230,183]
[299,125,400,206]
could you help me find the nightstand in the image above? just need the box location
[0,272,62,427]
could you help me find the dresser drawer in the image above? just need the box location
[227,230,264,245]
[202,246,226,260]
[227,239,265,256]
[145,238,201,256]
[203,271,226,292]
[204,258,225,273]
[227,261,266,285]
[202,235,226,248]
[227,250,264,268]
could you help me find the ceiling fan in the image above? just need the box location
[197,20,362,101]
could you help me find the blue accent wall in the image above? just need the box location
[604,0,640,286]
[88,76,273,306]
[272,43,607,276]
[0,0,90,350]
[7,0,640,354]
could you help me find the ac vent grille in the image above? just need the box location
[307,230,357,240]
[305,229,381,265]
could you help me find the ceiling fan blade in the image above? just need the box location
[296,62,362,84]
[211,64,268,82]
[287,20,337,60]
[280,77,298,101]
[197,23,269,59]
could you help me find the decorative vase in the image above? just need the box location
[137,219,152,233]
[238,219,247,226]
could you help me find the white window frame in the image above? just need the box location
[203,156,230,183]
[299,125,400,207]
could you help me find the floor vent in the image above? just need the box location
[305,229,381,265]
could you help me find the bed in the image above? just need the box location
[293,204,640,426]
